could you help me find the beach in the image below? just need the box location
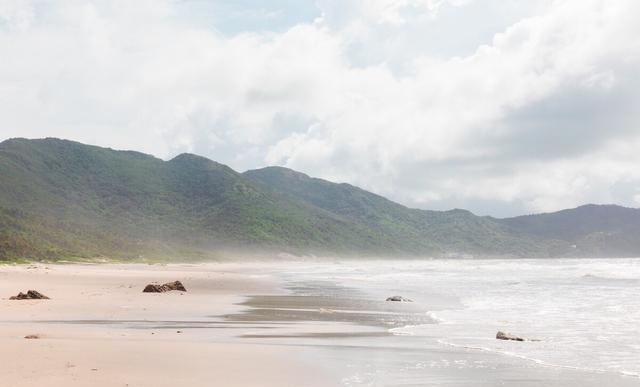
[1,259,639,387]
[0,263,334,387]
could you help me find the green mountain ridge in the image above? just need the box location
[496,204,640,257]
[0,138,637,260]
[243,167,561,256]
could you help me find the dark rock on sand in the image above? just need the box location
[143,284,163,293]
[496,331,525,341]
[143,281,187,293]
[10,290,50,300]
[24,334,41,339]
[386,296,413,302]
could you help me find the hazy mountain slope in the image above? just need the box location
[0,138,402,259]
[497,204,640,257]
[243,167,565,256]
[4,137,637,260]
[0,138,177,258]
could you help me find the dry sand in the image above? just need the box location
[0,263,335,387]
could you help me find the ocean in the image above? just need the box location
[240,258,640,386]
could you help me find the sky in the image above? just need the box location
[1,0,639,217]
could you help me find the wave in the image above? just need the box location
[437,339,640,379]
[578,273,640,285]
[388,325,422,336]
[425,311,447,324]
[388,311,449,336]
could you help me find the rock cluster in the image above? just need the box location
[142,281,187,293]
[9,290,50,300]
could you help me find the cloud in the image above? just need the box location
[0,0,639,216]
[0,0,35,31]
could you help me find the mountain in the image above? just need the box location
[0,138,414,260]
[243,167,560,256]
[0,137,636,261]
[496,204,640,257]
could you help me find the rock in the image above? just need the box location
[168,281,187,292]
[143,284,163,293]
[24,334,40,339]
[143,281,187,293]
[386,296,413,302]
[496,331,525,341]
[10,290,50,300]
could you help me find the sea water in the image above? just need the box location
[273,258,640,384]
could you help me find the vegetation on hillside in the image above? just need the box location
[1,138,637,261]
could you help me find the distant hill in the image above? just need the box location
[496,204,640,257]
[243,167,559,256]
[0,138,636,260]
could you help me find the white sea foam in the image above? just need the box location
[388,325,419,336]
[437,338,640,378]
[280,258,640,379]
[389,312,448,336]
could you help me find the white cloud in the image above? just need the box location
[0,0,639,216]
[0,0,34,31]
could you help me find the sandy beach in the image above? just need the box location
[3,260,639,387]
[0,263,335,387]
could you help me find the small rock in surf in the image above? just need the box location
[496,331,525,341]
[386,296,413,302]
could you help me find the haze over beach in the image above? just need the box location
[1,1,640,387]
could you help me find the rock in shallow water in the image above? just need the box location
[386,296,413,302]
[496,331,525,341]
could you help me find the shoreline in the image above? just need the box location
[3,260,639,387]
[236,260,640,387]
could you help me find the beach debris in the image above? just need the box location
[142,281,187,293]
[9,290,50,300]
[24,334,41,339]
[386,296,413,302]
[496,331,525,341]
